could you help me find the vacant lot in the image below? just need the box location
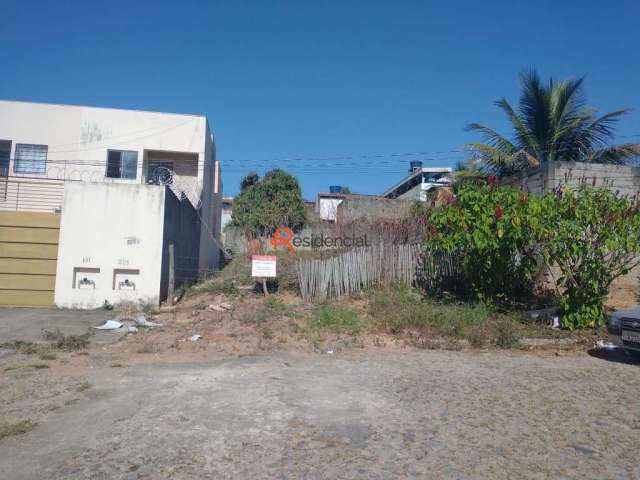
[0,349,638,479]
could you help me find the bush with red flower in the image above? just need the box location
[428,182,541,305]
[428,181,640,328]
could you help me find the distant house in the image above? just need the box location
[0,100,223,308]
[383,161,452,201]
[315,188,409,223]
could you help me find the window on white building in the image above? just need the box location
[106,150,138,179]
[14,143,47,174]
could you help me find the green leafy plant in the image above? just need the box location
[534,187,640,328]
[428,181,541,304]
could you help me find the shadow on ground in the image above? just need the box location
[587,347,640,366]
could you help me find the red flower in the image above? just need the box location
[487,175,498,186]
[495,205,504,221]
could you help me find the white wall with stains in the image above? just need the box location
[54,182,166,309]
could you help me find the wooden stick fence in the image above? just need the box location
[297,243,460,302]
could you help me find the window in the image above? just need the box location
[106,150,138,179]
[14,143,47,173]
[0,141,10,177]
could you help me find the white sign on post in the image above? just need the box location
[251,255,277,278]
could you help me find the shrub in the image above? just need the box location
[534,187,640,328]
[428,182,541,305]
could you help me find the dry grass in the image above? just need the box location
[42,330,91,351]
[0,420,37,441]
[38,351,57,361]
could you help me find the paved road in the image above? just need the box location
[0,308,112,343]
[0,350,638,479]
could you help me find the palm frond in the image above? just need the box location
[494,98,541,158]
[587,143,640,164]
[518,69,552,159]
[464,123,516,153]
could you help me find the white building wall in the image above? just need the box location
[0,100,224,277]
[0,100,209,212]
[54,182,166,309]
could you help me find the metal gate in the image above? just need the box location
[0,211,60,307]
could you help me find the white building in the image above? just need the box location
[0,100,222,308]
[383,162,452,201]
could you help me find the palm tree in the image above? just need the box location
[466,70,639,175]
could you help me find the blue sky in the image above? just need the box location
[1,0,639,199]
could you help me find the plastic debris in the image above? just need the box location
[551,316,560,329]
[93,320,123,330]
[128,326,139,333]
[595,340,617,351]
[189,334,202,342]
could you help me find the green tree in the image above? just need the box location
[240,172,259,191]
[231,169,306,237]
[467,70,639,175]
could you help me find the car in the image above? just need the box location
[608,306,640,354]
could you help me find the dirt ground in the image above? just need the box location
[1,290,638,479]
[0,348,638,480]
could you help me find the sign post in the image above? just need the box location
[251,255,277,296]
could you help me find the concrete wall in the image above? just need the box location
[160,189,201,300]
[336,197,413,223]
[54,182,166,309]
[502,160,640,198]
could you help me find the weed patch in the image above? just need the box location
[43,330,91,351]
[309,304,361,335]
[366,285,523,348]
[1,341,41,355]
[0,420,37,440]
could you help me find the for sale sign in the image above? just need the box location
[251,255,277,278]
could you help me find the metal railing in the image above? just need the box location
[0,177,64,212]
